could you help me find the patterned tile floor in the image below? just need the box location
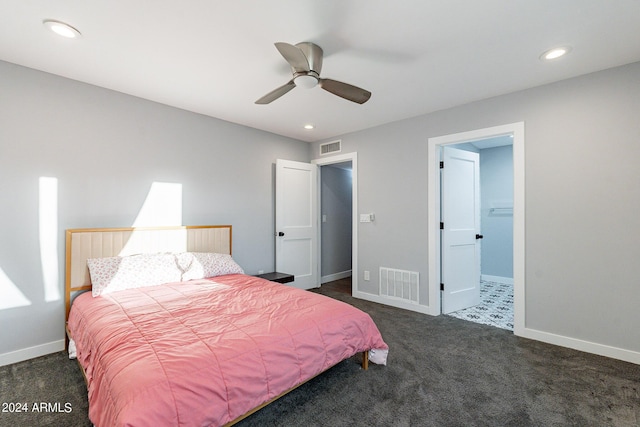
[447,280,513,331]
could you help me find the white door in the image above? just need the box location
[275,159,319,289]
[441,147,481,314]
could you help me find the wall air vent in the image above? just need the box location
[380,267,419,304]
[320,140,341,155]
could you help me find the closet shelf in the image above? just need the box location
[489,207,513,215]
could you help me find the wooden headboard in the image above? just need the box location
[65,225,232,321]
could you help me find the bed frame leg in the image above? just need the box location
[362,351,369,370]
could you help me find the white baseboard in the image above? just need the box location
[0,340,65,367]
[357,277,639,366]
[4,304,637,371]
[481,274,514,284]
[353,290,440,316]
[516,327,640,366]
[321,270,352,284]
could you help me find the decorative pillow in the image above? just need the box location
[179,252,244,281]
[88,253,182,297]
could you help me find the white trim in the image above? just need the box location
[481,274,514,285]
[312,152,358,297]
[353,290,435,315]
[519,328,640,365]
[0,339,64,367]
[321,270,352,284]
[428,122,526,325]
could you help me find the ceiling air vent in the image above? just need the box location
[320,140,341,155]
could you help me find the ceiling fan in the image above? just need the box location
[255,42,371,105]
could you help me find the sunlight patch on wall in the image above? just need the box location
[39,177,60,302]
[132,182,183,227]
[0,267,31,310]
[121,182,185,255]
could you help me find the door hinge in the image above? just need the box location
[440,222,444,230]
[440,283,444,291]
[440,161,444,169]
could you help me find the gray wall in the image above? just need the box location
[312,62,640,354]
[3,57,640,363]
[480,145,513,278]
[0,61,310,361]
[320,164,352,278]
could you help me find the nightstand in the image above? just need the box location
[255,272,294,284]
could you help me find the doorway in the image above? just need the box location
[428,122,525,335]
[319,161,353,295]
[444,138,514,330]
[312,152,358,296]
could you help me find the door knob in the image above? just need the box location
[476,234,484,239]
[278,231,285,237]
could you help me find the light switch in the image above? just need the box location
[359,213,375,223]
[322,214,327,223]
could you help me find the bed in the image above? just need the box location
[65,225,388,426]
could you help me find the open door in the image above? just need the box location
[275,159,319,289]
[441,147,481,314]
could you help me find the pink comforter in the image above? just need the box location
[67,274,388,426]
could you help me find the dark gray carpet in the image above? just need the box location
[0,350,90,427]
[1,282,639,426]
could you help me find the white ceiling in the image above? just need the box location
[2,1,640,142]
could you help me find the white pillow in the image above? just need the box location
[88,253,182,297]
[179,252,244,281]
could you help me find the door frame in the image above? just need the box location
[428,122,525,335]
[312,152,358,294]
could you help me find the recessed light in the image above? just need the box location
[304,124,315,130]
[540,46,571,61]
[43,19,81,38]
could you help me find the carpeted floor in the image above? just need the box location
[1,280,639,426]
[0,350,90,427]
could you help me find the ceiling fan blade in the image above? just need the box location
[255,80,296,104]
[274,42,310,73]
[319,79,371,104]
